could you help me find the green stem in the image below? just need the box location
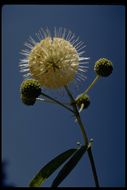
[64,85,100,187]
[40,92,74,113]
[37,97,70,106]
[64,86,88,145]
[83,75,100,95]
[87,147,99,187]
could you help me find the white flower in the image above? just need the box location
[19,27,89,89]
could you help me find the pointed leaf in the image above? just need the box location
[51,145,87,187]
[29,148,77,187]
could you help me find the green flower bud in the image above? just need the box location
[76,94,90,109]
[21,94,36,106]
[94,58,113,77]
[20,79,41,99]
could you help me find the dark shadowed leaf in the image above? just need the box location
[29,148,77,187]
[51,145,87,187]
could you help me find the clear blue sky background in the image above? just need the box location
[2,5,125,187]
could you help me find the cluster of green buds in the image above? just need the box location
[20,79,42,106]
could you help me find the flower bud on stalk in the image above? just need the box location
[94,58,113,77]
[76,94,90,110]
[20,94,36,106]
[20,79,41,99]
[20,79,41,106]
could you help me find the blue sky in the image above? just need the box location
[2,5,125,187]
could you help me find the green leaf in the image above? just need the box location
[29,148,77,187]
[51,145,87,187]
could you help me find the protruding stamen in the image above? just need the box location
[24,42,33,49]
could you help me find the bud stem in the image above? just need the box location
[83,75,100,95]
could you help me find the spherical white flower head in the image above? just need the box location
[19,28,89,89]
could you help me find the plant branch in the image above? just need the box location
[64,85,100,187]
[64,86,88,146]
[37,97,71,106]
[40,92,74,113]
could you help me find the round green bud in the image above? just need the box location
[76,94,90,109]
[94,58,113,77]
[21,94,36,106]
[20,79,41,99]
